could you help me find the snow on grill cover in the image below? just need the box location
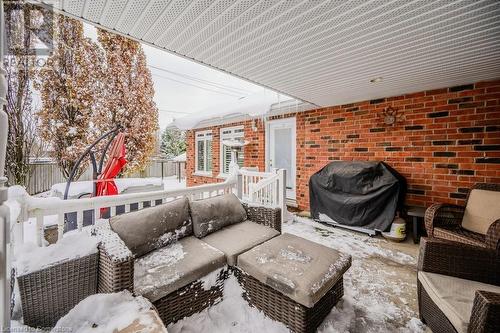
[309,161,406,231]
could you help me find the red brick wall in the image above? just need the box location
[186,80,500,210]
[186,119,265,187]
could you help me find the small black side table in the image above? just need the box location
[407,206,426,244]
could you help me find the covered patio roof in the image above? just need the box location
[35,0,500,107]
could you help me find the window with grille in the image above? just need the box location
[220,126,244,175]
[195,131,212,173]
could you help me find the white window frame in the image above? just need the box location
[194,130,213,176]
[219,125,245,177]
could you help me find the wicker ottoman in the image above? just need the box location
[237,233,351,333]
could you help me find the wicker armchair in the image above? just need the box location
[417,238,500,333]
[97,203,281,325]
[425,183,500,250]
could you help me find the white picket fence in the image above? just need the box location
[13,169,287,247]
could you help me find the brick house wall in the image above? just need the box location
[186,119,266,186]
[186,80,500,211]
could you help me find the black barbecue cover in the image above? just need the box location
[309,161,406,231]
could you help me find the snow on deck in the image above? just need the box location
[169,215,425,333]
[7,178,424,332]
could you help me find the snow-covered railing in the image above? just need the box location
[238,169,287,222]
[12,168,288,248]
[238,169,275,199]
[15,179,237,247]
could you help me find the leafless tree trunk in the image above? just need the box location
[4,5,42,187]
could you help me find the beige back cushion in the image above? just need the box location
[189,193,247,238]
[110,197,192,257]
[461,189,500,235]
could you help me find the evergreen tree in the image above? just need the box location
[95,29,159,174]
[160,127,186,159]
[37,14,105,179]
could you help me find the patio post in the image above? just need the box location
[277,169,286,223]
[237,173,243,199]
[0,0,11,329]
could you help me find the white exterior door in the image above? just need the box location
[267,118,296,200]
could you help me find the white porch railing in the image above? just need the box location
[12,168,288,248]
[15,179,237,247]
[238,169,287,223]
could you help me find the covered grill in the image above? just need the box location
[309,161,406,234]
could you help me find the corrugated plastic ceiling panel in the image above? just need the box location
[40,0,500,106]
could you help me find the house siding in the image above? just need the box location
[186,80,500,211]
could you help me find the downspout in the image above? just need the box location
[0,0,11,329]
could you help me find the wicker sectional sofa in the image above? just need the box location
[96,193,281,323]
[96,193,351,332]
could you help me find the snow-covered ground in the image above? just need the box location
[169,215,425,333]
[7,177,424,332]
[50,176,186,198]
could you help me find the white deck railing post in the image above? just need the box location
[277,169,287,223]
[237,173,243,199]
[0,0,11,329]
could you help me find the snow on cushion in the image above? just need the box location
[134,236,226,302]
[189,193,247,238]
[418,271,500,333]
[110,197,192,257]
[237,233,351,308]
[461,189,500,235]
[202,220,280,266]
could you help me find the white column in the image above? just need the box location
[277,169,287,223]
[0,0,11,329]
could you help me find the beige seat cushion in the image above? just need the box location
[418,271,500,333]
[190,193,247,238]
[461,189,500,235]
[202,221,280,266]
[237,233,351,308]
[134,236,226,302]
[110,197,192,257]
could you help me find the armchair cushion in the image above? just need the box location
[134,236,226,302]
[201,220,280,265]
[462,189,500,235]
[190,193,247,238]
[418,271,500,333]
[110,197,192,257]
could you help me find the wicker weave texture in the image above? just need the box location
[97,247,134,293]
[96,204,283,326]
[418,237,500,332]
[470,290,500,333]
[153,268,228,325]
[235,268,343,333]
[424,182,500,250]
[418,238,500,286]
[418,281,458,333]
[433,227,486,248]
[18,253,99,328]
[243,204,282,233]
